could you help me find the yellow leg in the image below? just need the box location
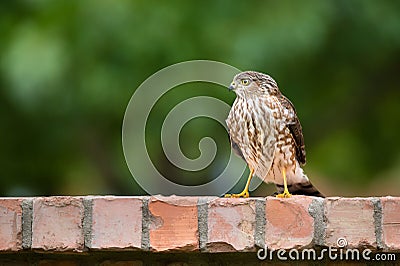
[225,168,254,198]
[276,168,292,198]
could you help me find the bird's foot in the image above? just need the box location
[224,190,249,198]
[276,190,292,198]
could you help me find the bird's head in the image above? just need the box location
[229,71,280,97]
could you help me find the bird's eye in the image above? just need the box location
[241,79,250,85]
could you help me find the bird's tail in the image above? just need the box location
[275,180,324,197]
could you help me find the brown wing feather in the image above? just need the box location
[278,94,306,165]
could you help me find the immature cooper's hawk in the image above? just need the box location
[225,71,324,198]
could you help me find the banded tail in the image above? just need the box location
[275,181,324,198]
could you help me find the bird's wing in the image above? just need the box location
[278,94,306,165]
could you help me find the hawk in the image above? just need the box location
[225,71,324,198]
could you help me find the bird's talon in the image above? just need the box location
[224,191,249,198]
[224,168,253,198]
[276,191,292,198]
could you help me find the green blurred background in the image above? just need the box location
[1,0,399,197]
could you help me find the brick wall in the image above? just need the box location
[0,196,399,265]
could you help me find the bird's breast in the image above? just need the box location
[226,96,278,177]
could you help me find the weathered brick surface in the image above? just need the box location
[381,197,400,250]
[325,197,376,248]
[0,198,23,251]
[148,196,198,252]
[32,197,84,251]
[207,198,256,252]
[0,196,399,256]
[91,196,142,250]
[265,196,314,249]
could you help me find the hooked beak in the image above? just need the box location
[228,82,236,91]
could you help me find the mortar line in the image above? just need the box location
[22,198,33,249]
[308,197,325,246]
[255,197,266,249]
[83,197,93,250]
[372,197,384,249]
[197,197,209,251]
[141,197,150,251]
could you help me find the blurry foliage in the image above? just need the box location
[0,0,399,196]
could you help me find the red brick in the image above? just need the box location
[265,196,314,249]
[0,198,23,251]
[149,196,198,252]
[91,196,142,250]
[32,197,84,251]
[381,197,400,250]
[207,198,255,252]
[325,197,375,248]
